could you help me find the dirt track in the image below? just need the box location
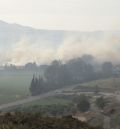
[0,83,117,111]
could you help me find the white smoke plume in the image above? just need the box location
[1,32,120,65]
[4,38,56,65]
[57,33,120,63]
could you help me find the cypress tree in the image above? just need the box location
[30,75,36,95]
[30,75,45,95]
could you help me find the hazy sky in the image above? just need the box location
[0,0,120,31]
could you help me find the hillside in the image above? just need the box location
[0,112,102,129]
[0,20,120,65]
[0,20,106,52]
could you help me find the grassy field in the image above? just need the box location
[0,73,32,104]
[0,72,120,105]
[21,96,72,107]
[0,72,72,105]
[81,77,120,89]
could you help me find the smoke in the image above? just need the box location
[57,33,120,63]
[4,38,56,65]
[1,32,120,65]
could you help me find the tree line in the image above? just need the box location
[30,55,116,96]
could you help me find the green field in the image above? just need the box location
[0,73,120,105]
[0,73,32,104]
[22,97,72,107]
[81,78,120,89]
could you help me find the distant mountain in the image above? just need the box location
[0,20,120,65]
[0,20,108,50]
[0,20,66,51]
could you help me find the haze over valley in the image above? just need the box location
[0,20,120,65]
[0,0,120,128]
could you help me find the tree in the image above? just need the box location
[30,75,44,96]
[94,85,99,94]
[29,75,36,95]
[38,75,44,93]
[77,95,90,112]
[44,60,72,89]
[102,62,114,77]
[95,97,106,109]
[67,58,95,83]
